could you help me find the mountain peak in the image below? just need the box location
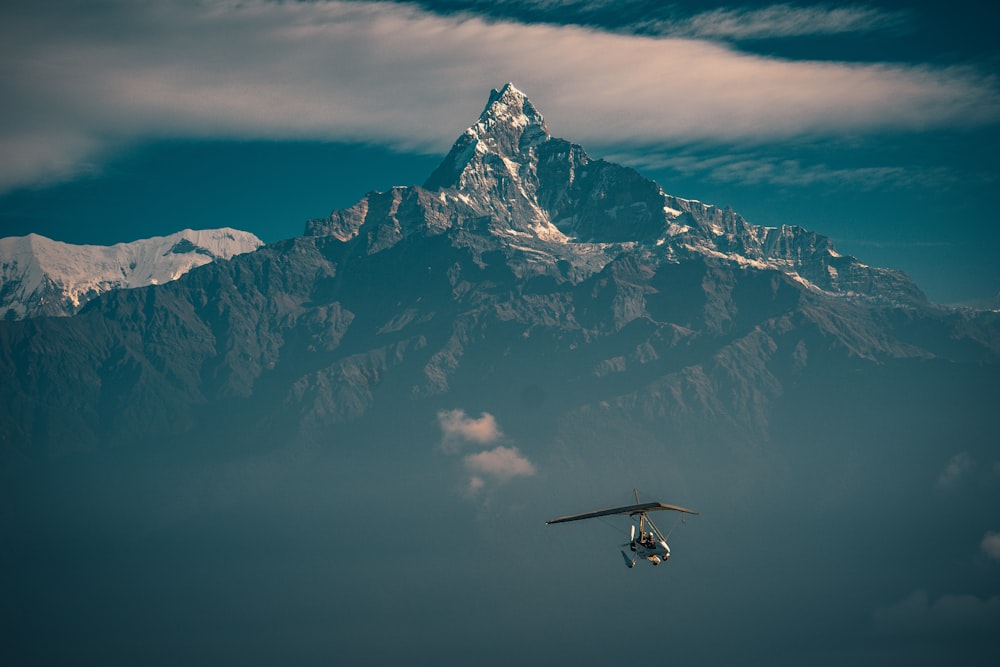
[423,84,549,191]
[484,82,526,110]
[475,82,548,152]
[480,83,541,127]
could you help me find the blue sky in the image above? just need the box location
[1,0,998,303]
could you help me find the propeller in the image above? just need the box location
[621,523,636,548]
[623,515,639,567]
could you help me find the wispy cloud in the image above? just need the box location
[657,4,910,40]
[936,452,976,489]
[615,150,960,192]
[2,0,997,192]
[982,531,1000,561]
[394,1,910,40]
[872,590,1000,635]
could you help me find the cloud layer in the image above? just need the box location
[936,452,976,489]
[872,590,1000,636]
[982,531,1000,561]
[399,1,910,40]
[2,0,998,192]
[615,149,960,192]
[659,3,909,40]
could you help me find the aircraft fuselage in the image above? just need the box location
[628,537,670,566]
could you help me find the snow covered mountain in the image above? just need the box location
[0,228,263,319]
[309,83,926,306]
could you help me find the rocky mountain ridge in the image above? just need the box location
[0,85,996,463]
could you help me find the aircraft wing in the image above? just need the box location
[546,501,698,524]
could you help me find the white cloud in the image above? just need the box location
[1,0,997,192]
[464,445,537,481]
[936,452,975,489]
[437,409,502,452]
[872,590,1000,635]
[982,531,1000,560]
[436,408,536,494]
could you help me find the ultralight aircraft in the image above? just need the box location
[547,490,698,568]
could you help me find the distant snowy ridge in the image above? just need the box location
[0,228,263,319]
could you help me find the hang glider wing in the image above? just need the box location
[546,501,698,525]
